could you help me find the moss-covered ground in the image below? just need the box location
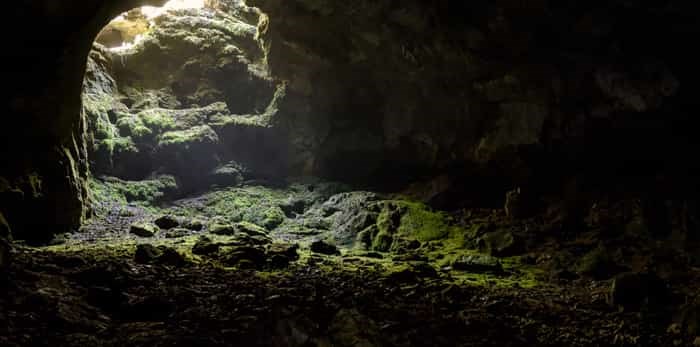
[2,178,691,346]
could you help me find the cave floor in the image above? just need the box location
[0,180,696,346]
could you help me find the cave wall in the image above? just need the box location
[250,0,700,198]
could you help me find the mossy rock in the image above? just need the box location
[220,246,266,267]
[209,223,236,236]
[192,237,220,256]
[154,215,180,230]
[157,125,219,148]
[235,221,269,237]
[371,231,393,252]
[130,223,158,237]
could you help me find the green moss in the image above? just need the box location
[138,109,177,132]
[97,137,137,157]
[116,116,153,141]
[91,175,178,208]
[158,125,219,147]
[372,231,393,252]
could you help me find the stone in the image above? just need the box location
[310,240,340,255]
[208,163,243,188]
[164,228,190,239]
[209,223,236,236]
[192,237,220,256]
[134,244,162,264]
[183,219,204,231]
[158,247,187,267]
[477,230,522,257]
[130,223,158,237]
[154,215,180,230]
[220,246,266,267]
[452,254,503,273]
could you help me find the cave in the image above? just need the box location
[2,0,700,345]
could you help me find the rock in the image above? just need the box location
[477,230,522,257]
[235,221,269,237]
[183,219,204,231]
[134,244,162,264]
[164,228,190,239]
[310,240,340,255]
[209,223,236,236]
[208,163,243,188]
[266,243,300,267]
[610,272,667,311]
[452,254,503,273]
[192,237,220,256]
[236,233,273,246]
[154,215,180,230]
[130,223,158,237]
[158,247,187,267]
[278,198,309,217]
[267,243,300,261]
[259,207,286,230]
[220,246,266,267]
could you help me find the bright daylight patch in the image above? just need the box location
[104,0,207,52]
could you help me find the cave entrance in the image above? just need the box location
[83,0,283,204]
[80,0,294,242]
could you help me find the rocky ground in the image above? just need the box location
[2,178,700,346]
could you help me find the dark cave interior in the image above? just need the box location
[2,0,700,346]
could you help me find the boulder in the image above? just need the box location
[130,223,158,237]
[154,215,180,230]
[310,240,340,255]
[208,163,243,188]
